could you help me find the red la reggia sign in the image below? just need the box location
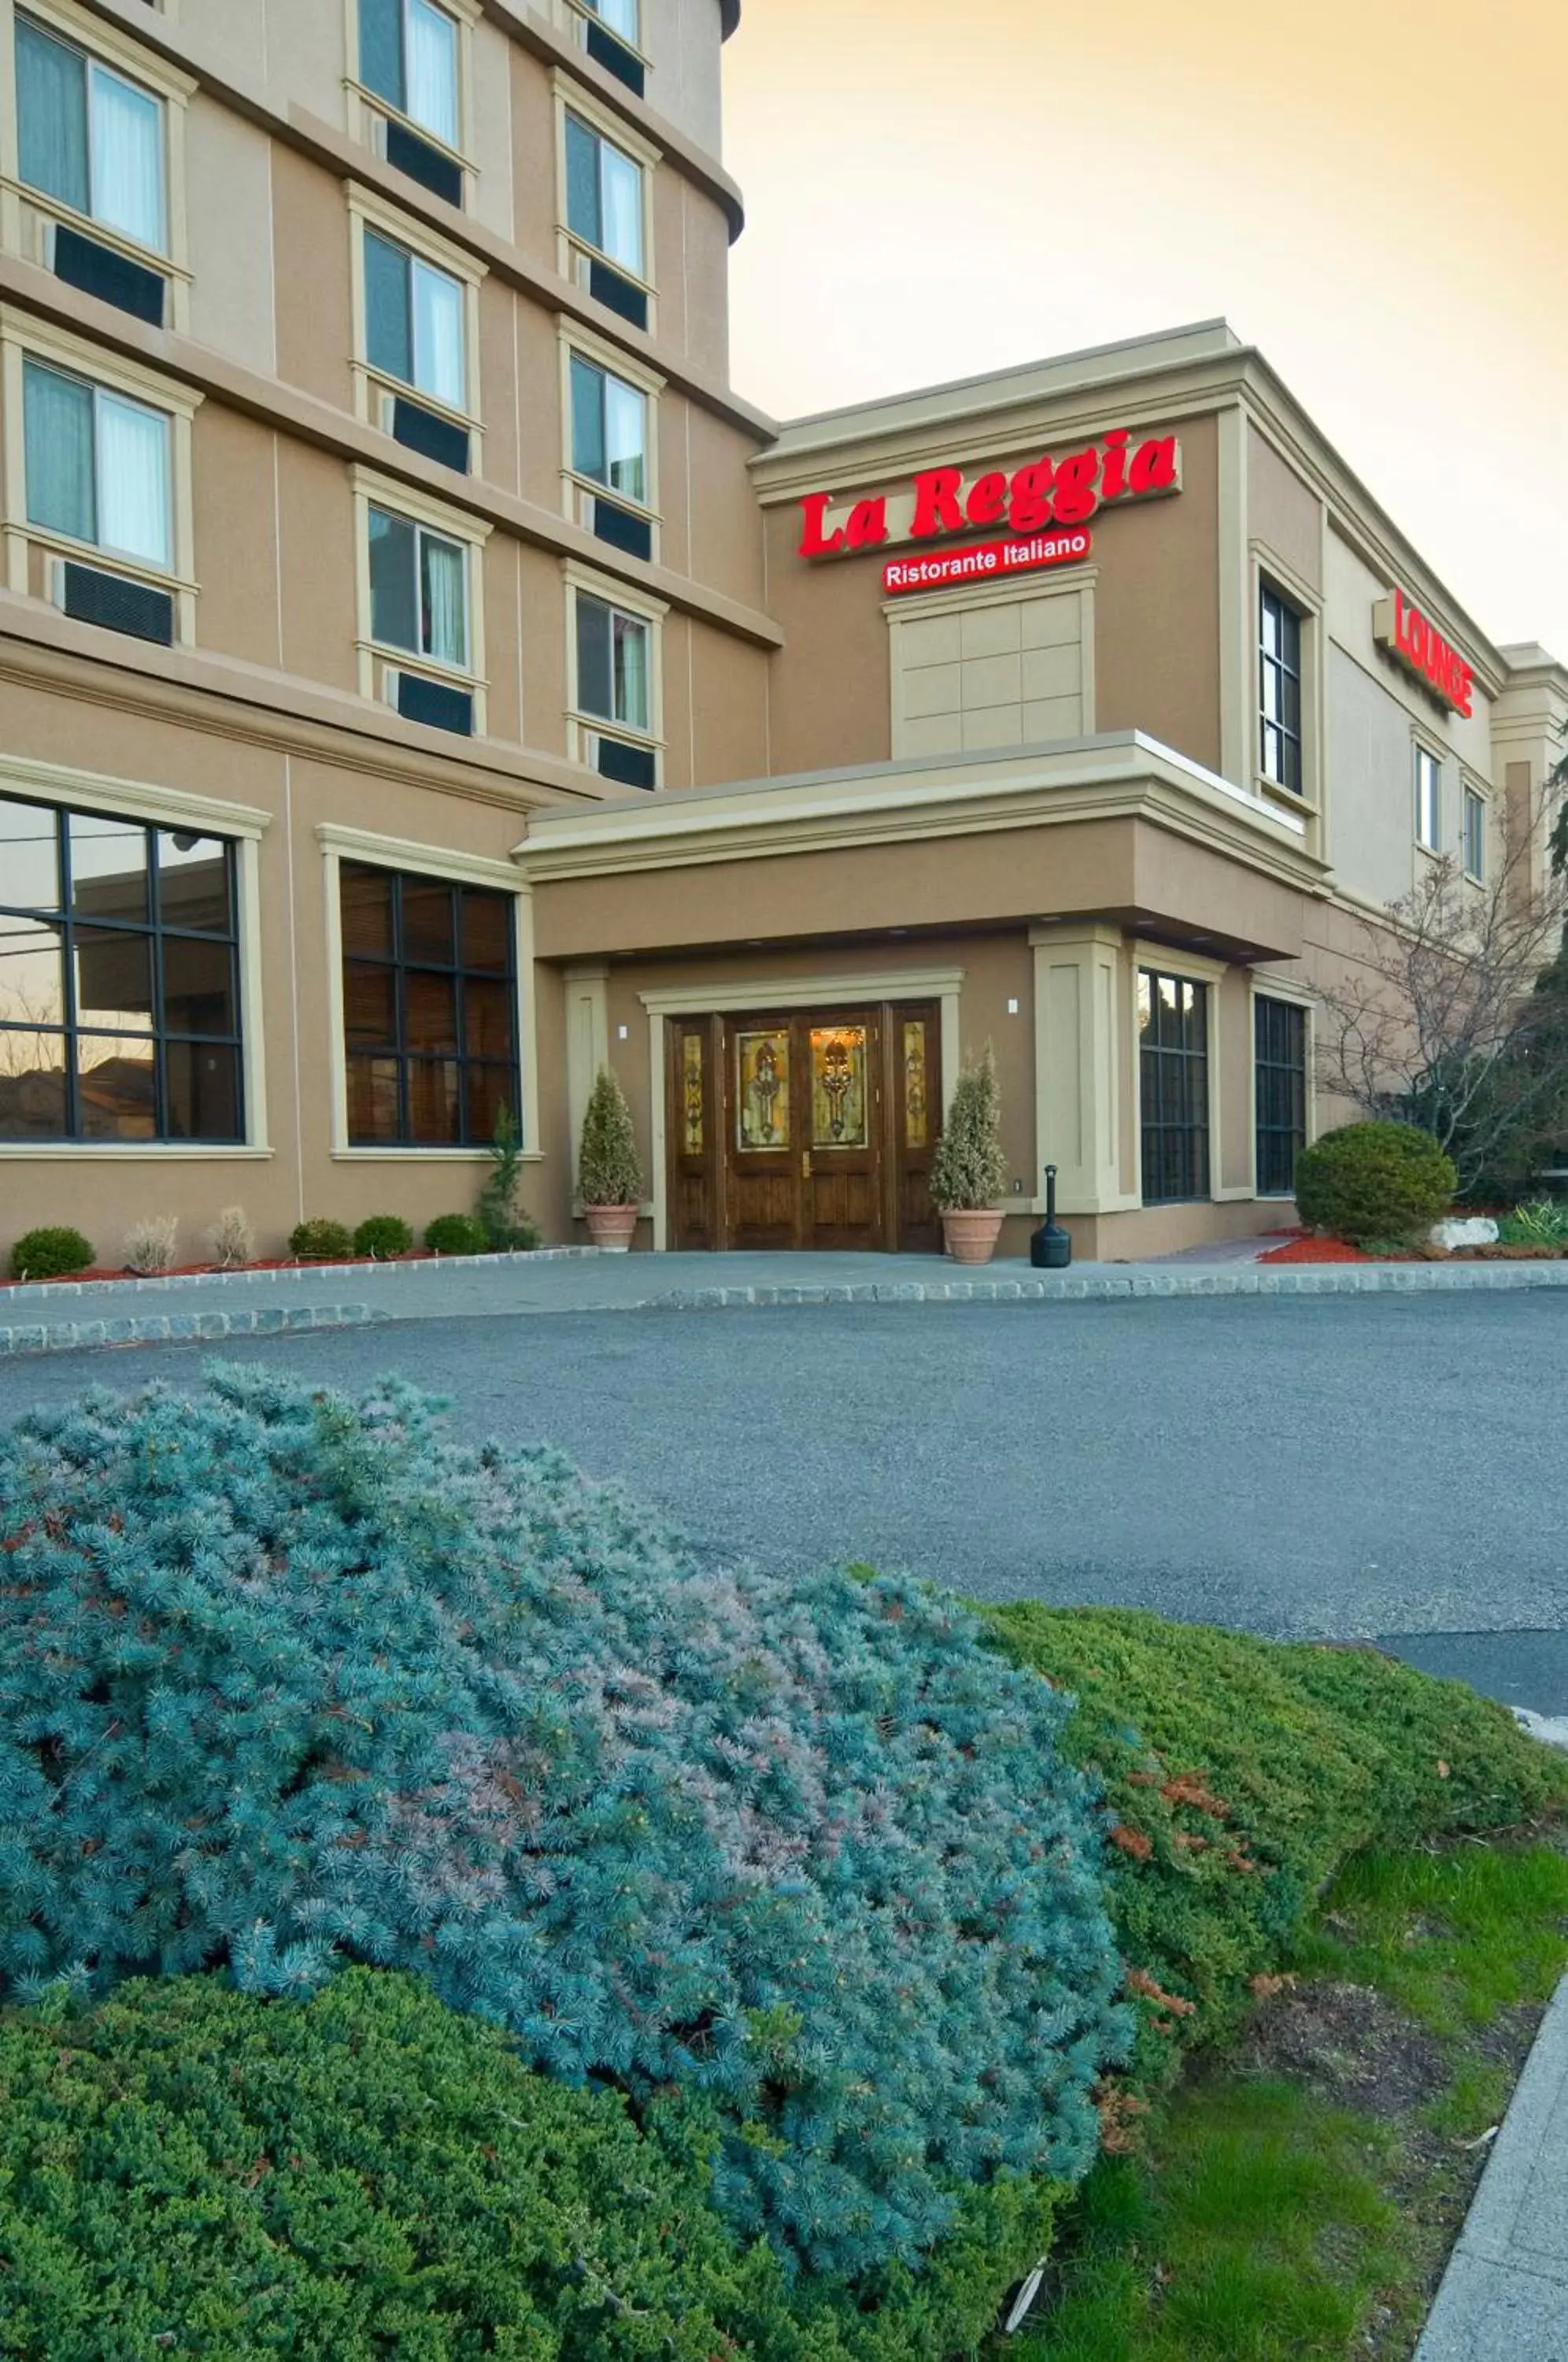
[797,428,1182,584]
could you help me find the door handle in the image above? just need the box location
[801,1150,812,1179]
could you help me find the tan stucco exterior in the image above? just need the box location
[0,3,1562,1268]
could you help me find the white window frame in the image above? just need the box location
[352,464,490,730]
[1415,740,1443,856]
[347,183,486,450]
[0,0,193,328]
[561,0,650,75]
[553,73,657,325]
[0,750,270,1161]
[1462,779,1488,883]
[343,0,479,184]
[564,558,665,782]
[557,318,661,547]
[316,820,539,1164]
[0,306,200,637]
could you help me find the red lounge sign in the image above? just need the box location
[799,428,1181,561]
[884,531,1093,598]
[1375,587,1475,719]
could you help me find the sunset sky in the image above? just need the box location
[723,0,1568,663]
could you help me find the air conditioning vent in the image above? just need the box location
[385,667,473,735]
[581,17,645,95]
[588,731,656,790]
[50,557,174,646]
[587,495,653,563]
[586,259,649,331]
[386,394,469,473]
[50,223,165,325]
[383,118,464,208]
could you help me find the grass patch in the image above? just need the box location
[1017,1837,1568,2362]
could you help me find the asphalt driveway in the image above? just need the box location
[2,1290,1564,1705]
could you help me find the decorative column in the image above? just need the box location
[563,963,609,1194]
[1029,923,1127,1213]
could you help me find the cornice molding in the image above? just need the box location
[0,255,782,651]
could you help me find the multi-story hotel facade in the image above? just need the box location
[0,0,1562,1261]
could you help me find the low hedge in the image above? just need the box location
[984,1603,1568,2084]
[0,1967,1056,2362]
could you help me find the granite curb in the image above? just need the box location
[1416,1974,1568,2360]
[623,1265,1568,1309]
[0,1245,601,1309]
[0,1304,394,1358]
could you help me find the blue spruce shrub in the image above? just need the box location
[0,1368,1125,2279]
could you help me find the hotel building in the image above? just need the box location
[0,0,1562,1259]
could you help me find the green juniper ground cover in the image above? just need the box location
[0,1371,1562,2360]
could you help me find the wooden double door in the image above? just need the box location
[668,1002,942,1253]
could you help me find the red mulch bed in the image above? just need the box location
[1260,1234,1566,1266]
[1259,1236,1379,1264]
[0,1253,442,1290]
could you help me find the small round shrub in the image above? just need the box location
[287,1217,353,1263]
[423,1212,488,1256]
[1293,1120,1455,1245]
[0,1968,1060,2362]
[8,1227,94,1282]
[0,1368,1126,2282]
[352,1213,413,1261]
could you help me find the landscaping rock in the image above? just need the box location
[1431,1218,1500,1249]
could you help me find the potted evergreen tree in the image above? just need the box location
[577,1064,645,1251]
[928,1042,1010,1265]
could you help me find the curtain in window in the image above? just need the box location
[612,611,649,730]
[16,19,89,214]
[369,507,419,651]
[420,532,466,667]
[91,64,165,250]
[23,361,94,546]
[565,116,601,247]
[604,376,645,503]
[599,142,643,273]
[576,595,612,719]
[571,357,606,483]
[412,261,464,408]
[405,0,459,146]
[593,0,639,39]
[359,0,405,109]
[96,392,169,567]
[364,231,412,383]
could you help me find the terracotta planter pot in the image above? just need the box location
[583,1204,640,1253]
[940,1209,1005,1267]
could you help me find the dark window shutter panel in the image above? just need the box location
[390,396,470,473]
[61,563,174,644]
[595,735,656,790]
[384,120,464,209]
[588,261,648,331]
[584,21,645,94]
[396,672,473,735]
[590,497,653,563]
[51,224,165,325]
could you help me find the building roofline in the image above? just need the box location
[719,0,740,34]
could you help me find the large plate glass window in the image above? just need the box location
[576,592,649,734]
[1254,995,1307,1199]
[1138,968,1210,1205]
[15,15,166,251]
[359,0,460,148]
[339,860,519,1147]
[364,228,465,411]
[1415,746,1442,853]
[0,794,241,1142]
[24,358,170,569]
[570,354,648,507]
[564,111,644,277]
[368,503,468,668]
[1259,581,1303,794]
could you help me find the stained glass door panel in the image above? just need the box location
[893,1004,942,1252]
[736,1028,790,1150]
[801,1011,884,1250]
[810,1026,867,1148]
[725,1017,798,1247]
[669,1018,719,1250]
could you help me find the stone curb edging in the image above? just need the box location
[622,1264,1568,1310]
[0,1304,394,1358]
[0,1245,601,1309]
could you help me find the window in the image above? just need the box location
[368,503,468,668]
[1415,746,1441,852]
[583,0,638,37]
[358,0,460,147]
[364,228,465,411]
[576,591,649,732]
[1259,582,1303,794]
[1255,996,1307,1198]
[0,794,241,1142]
[564,110,644,278]
[568,0,643,92]
[569,353,648,508]
[339,860,519,1146]
[15,14,166,251]
[1138,968,1210,1205]
[24,357,170,569]
[1463,785,1485,881]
